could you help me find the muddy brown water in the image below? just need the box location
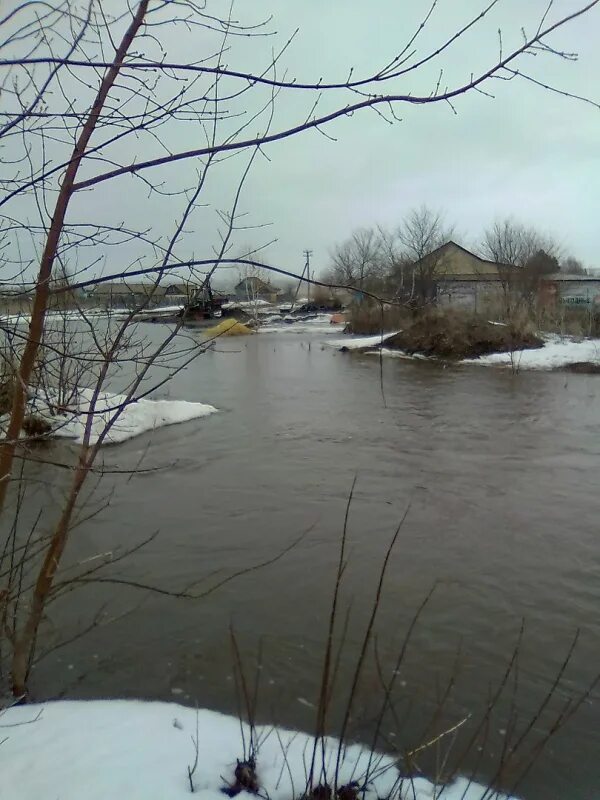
[14,328,600,798]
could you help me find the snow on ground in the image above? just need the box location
[357,335,600,371]
[223,299,273,310]
[0,308,112,325]
[18,387,218,445]
[464,335,600,370]
[131,304,184,315]
[0,701,517,800]
[324,331,402,350]
[261,314,344,335]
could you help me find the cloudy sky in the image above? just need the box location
[4,0,599,285]
[237,0,600,276]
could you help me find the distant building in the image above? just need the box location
[1,280,87,313]
[539,274,600,309]
[407,241,515,309]
[408,244,600,311]
[234,276,281,304]
[89,281,194,308]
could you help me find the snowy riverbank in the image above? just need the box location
[463,334,600,370]
[331,332,600,371]
[260,314,344,335]
[325,332,402,350]
[0,700,517,800]
[2,387,218,445]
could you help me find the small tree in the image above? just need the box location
[481,219,559,311]
[237,257,274,319]
[396,206,454,306]
[330,228,383,294]
[525,249,559,276]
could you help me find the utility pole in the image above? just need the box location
[303,249,313,302]
[291,249,313,309]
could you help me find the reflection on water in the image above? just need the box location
[21,330,600,798]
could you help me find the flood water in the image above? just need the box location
[20,327,600,798]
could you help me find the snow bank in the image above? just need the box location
[0,308,111,325]
[0,701,517,800]
[20,387,218,445]
[261,314,343,335]
[325,331,402,350]
[360,335,600,372]
[464,335,600,370]
[132,304,184,315]
[223,299,272,310]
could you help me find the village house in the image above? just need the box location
[408,242,600,311]
[539,273,600,309]
[413,241,514,309]
[234,276,281,304]
[88,281,195,308]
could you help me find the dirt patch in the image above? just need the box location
[561,361,600,374]
[385,311,543,360]
[221,758,259,796]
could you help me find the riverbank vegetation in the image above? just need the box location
[384,312,543,361]
[345,303,599,361]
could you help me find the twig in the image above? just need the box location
[187,705,200,792]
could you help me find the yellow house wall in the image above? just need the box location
[437,244,499,277]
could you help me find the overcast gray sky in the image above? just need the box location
[237,0,600,276]
[4,0,599,285]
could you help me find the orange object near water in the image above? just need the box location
[330,313,345,325]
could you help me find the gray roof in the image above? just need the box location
[545,273,600,282]
[90,281,192,296]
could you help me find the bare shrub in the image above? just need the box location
[221,488,599,800]
[535,305,599,337]
[21,415,51,438]
[345,305,410,335]
[311,287,342,309]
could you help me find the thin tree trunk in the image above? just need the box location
[0,0,149,515]
[11,457,89,696]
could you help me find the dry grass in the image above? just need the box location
[345,305,411,335]
[479,298,600,338]
[347,301,600,360]
[221,492,598,800]
[385,309,543,360]
[536,306,600,337]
